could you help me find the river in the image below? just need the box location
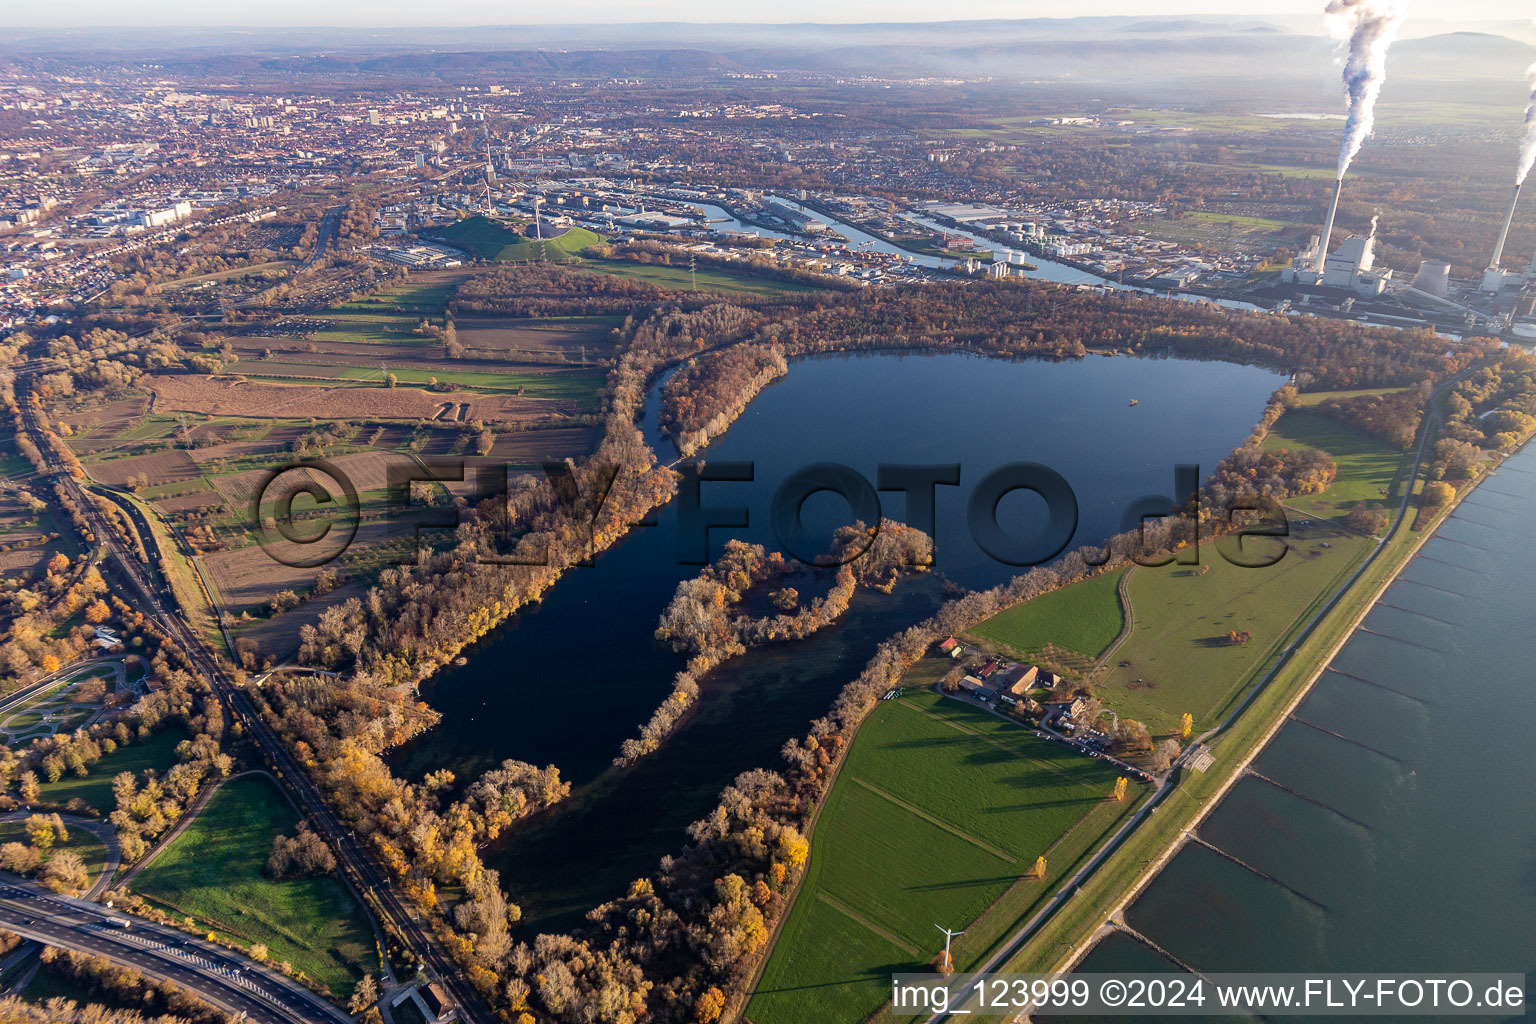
[685,195,1268,313]
[1060,440,1536,1018]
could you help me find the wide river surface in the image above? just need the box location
[389,350,1286,932]
[1063,438,1536,1018]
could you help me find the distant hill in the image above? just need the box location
[1389,32,1536,81]
[434,217,604,262]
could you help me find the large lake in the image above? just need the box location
[1060,440,1536,1017]
[389,350,1286,932]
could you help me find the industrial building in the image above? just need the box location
[1283,221,1392,296]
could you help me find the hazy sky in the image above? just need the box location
[3,0,1531,28]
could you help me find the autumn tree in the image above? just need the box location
[1152,739,1182,775]
[1421,480,1454,509]
[694,986,726,1023]
[349,974,380,1014]
[1344,502,1389,536]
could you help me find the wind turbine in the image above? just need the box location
[935,924,965,973]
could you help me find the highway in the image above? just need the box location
[16,381,493,1022]
[0,877,350,1024]
[296,206,342,272]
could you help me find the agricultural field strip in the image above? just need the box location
[814,893,923,957]
[897,698,1096,788]
[847,777,1017,864]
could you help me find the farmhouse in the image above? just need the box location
[1043,695,1088,730]
[958,675,989,698]
[996,663,1039,696]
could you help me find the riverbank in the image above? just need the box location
[996,388,1522,983]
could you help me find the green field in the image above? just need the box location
[131,776,377,1000]
[310,276,467,344]
[1095,528,1373,735]
[578,258,820,296]
[968,568,1126,665]
[1262,403,1414,521]
[748,691,1135,1024]
[236,362,604,407]
[38,728,186,814]
[435,216,604,262]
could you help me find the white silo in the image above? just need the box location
[1410,261,1450,298]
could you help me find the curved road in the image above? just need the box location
[0,876,350,1024]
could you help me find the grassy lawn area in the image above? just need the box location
[967,568,1125,665]
[1096,530,1374,736]
[578,258,820,296]
[38,728,186,815]
[1262,405,1414,521]
[131,776,377,1001]
[747,691,1136,1024]
[0,820,110,886]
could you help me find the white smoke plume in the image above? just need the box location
[1325,0,1404,178]
[1518,62,1536,185]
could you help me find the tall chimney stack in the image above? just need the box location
[1487,182,1523,271]
[1313,177,1345,273]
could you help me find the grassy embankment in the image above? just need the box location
[117,491,229,658]
[130,775,378,1000]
